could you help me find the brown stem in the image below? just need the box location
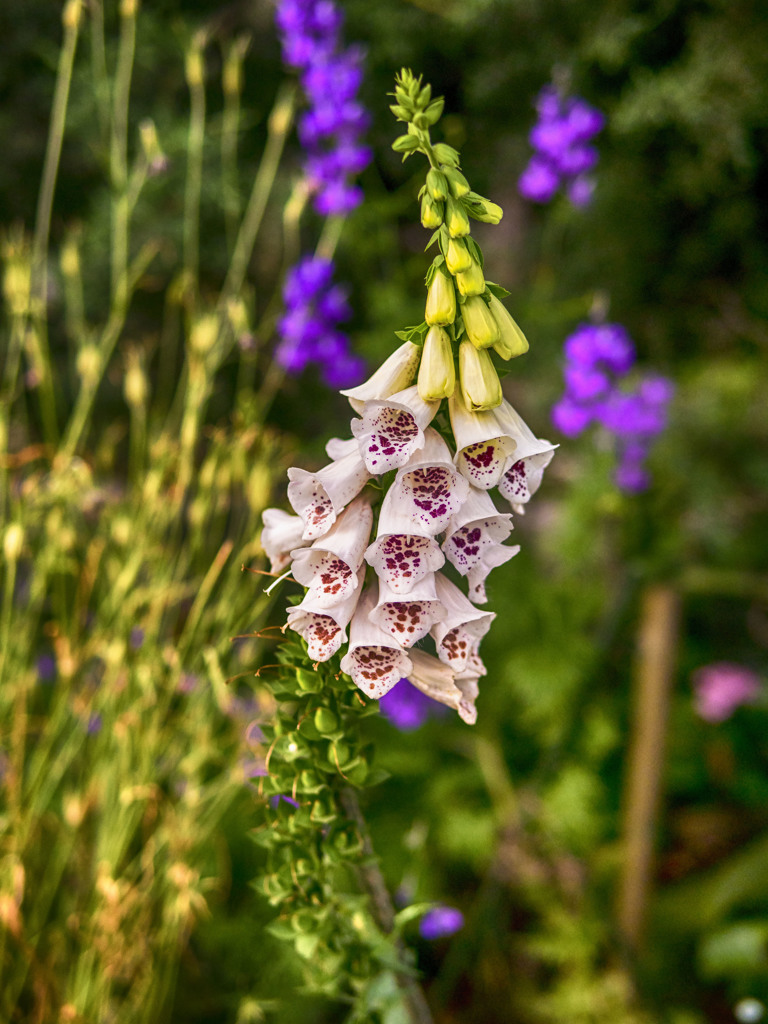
[617,584,681,950]
[340,788,435,1024]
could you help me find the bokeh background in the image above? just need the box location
[1,0,768,1021]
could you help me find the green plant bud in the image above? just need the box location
[425,267,456,325]
[432,142,460,167]
[294,933,319,960]
[299,769,323,792]
[389,103,411,121]
[344,761,369,786]
[314,707,339,734]
[420,194,444,229]
[418,326,455,401]
[296,668,323,692]
[445,196,470,237]
[422,98,445,125]
[455,259,485,297]
[310,799,336,824]
[327,740,350,767]
[392,134,420,153]
[459,340,503,411]
[487,293,529,359]
[443,166,470,198]
[465,192,504,224]
[445,237,472,275]
[461,295,500,349]
[426,168,448,201]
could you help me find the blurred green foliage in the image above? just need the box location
[1,0,768,1022]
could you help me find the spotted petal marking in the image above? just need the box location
[396,466,468,535]
[342,645,412,699]
[374,597,443,648]
[288,612,345,661]
[353,406,421,474]
[295,552,355,608]
[365,534,444,593]
[456,438,516,489]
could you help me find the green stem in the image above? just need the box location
[221,35,250,256]
[219,83,297,310]
[30,1,83,446]
[110,0,138,308]
[183,33,207,299]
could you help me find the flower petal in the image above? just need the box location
[406,650,476,724]
[290,497,373,608]
[260,508,309,573]
[449,391,517,488]
[340,341,421,413]
[497,451,554,513]
[369,573,445,648]
[389,428,470,536]
[351,385,438,474]
[431,574,494,671]
[466,544,520,603]
[286,569,364,662]
[287,448,370,540]
[340,588,413,698]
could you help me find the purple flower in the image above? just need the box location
[270,794,300,808]
[276,256,363,384]
[37,653,57,683]
[130,627,144,650]
[379,678,445,731]
[553,321,673,491]
[87,713,103,735]
[275,0,371,216]
[419,905,464,940]
[519,82,604,207]
[692,663,762,723]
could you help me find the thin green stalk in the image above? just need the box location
[89,0,110,149]
[30,0,83,446]
[111,0,138,308]
[183,32,207,298]
[221,35,250,256]
[219,83,297,309]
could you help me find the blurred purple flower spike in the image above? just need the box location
[519,81,604,207]
[419,905,464,940]
[379,678,446,731]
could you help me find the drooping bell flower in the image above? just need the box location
[260,508,310,572]
[351,384,438,474]
[286,568,364,661]
[287,446,370,539]
[365,484,445,593]
[407,649,477,725]
[448,390,518,489]
[369,573,445,649]
[289,496,373,607]
[340,340,421,413]
[430,574,494,672]
[339,587,414,698]
[387,429,470,536]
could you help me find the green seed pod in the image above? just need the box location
[462,295,500,349]
[425,266,456,325]
[459,340,503,411]
[443,166,471,198]
[487,293,529,359]
[418,325,455,401]
[420,194,444,229]
[426,168,449,201]
[314,707,340,735]
[445,237,473,275]
[445,196,470,237]
[327,740,350,767]
[455,259,485,297]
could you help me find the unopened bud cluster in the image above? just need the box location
[390,70,528,413]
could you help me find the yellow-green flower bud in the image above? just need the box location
[445,196,470,237]
[445,237,472,275]
[455,259,485,297]
[487,293,529,359]
[420,193,444,229]
[418,325,455,401]
[466,193,503,224]
[426,168,448,201]
[459,341,502,411]
[443,166,470,198]
[425,267,456,325]
[461,295,500,349]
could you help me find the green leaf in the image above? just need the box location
[486,280,511,299]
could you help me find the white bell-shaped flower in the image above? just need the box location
[286,569,364,662]
[340,341,421,414]
[407,649,477,725]
[351,385,439,475]
[260,508,309,573]
[497,452,555,514]
[387,428,470,536]
[364,484,445,594]
[290,497,373,609]
[430,574,495,671]
[287,447,370,540]
[452,650,487,723]
[448,390,518,489]
[369,572,445,649]
[340,587,413,698]
[442,487,518,603]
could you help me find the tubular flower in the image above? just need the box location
[262,71,555,721]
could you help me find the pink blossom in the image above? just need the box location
[692,662,762,723]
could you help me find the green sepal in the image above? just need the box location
[486,280,511,299]
[391,135,420,155]
[431,142,460,167]
[393,321,428,346]
[424,256,445,286]
[422,97,444,126]
[465,236,484,269]
[266,919,296,941]
[388,104,411,121]
[423,229,441,252]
